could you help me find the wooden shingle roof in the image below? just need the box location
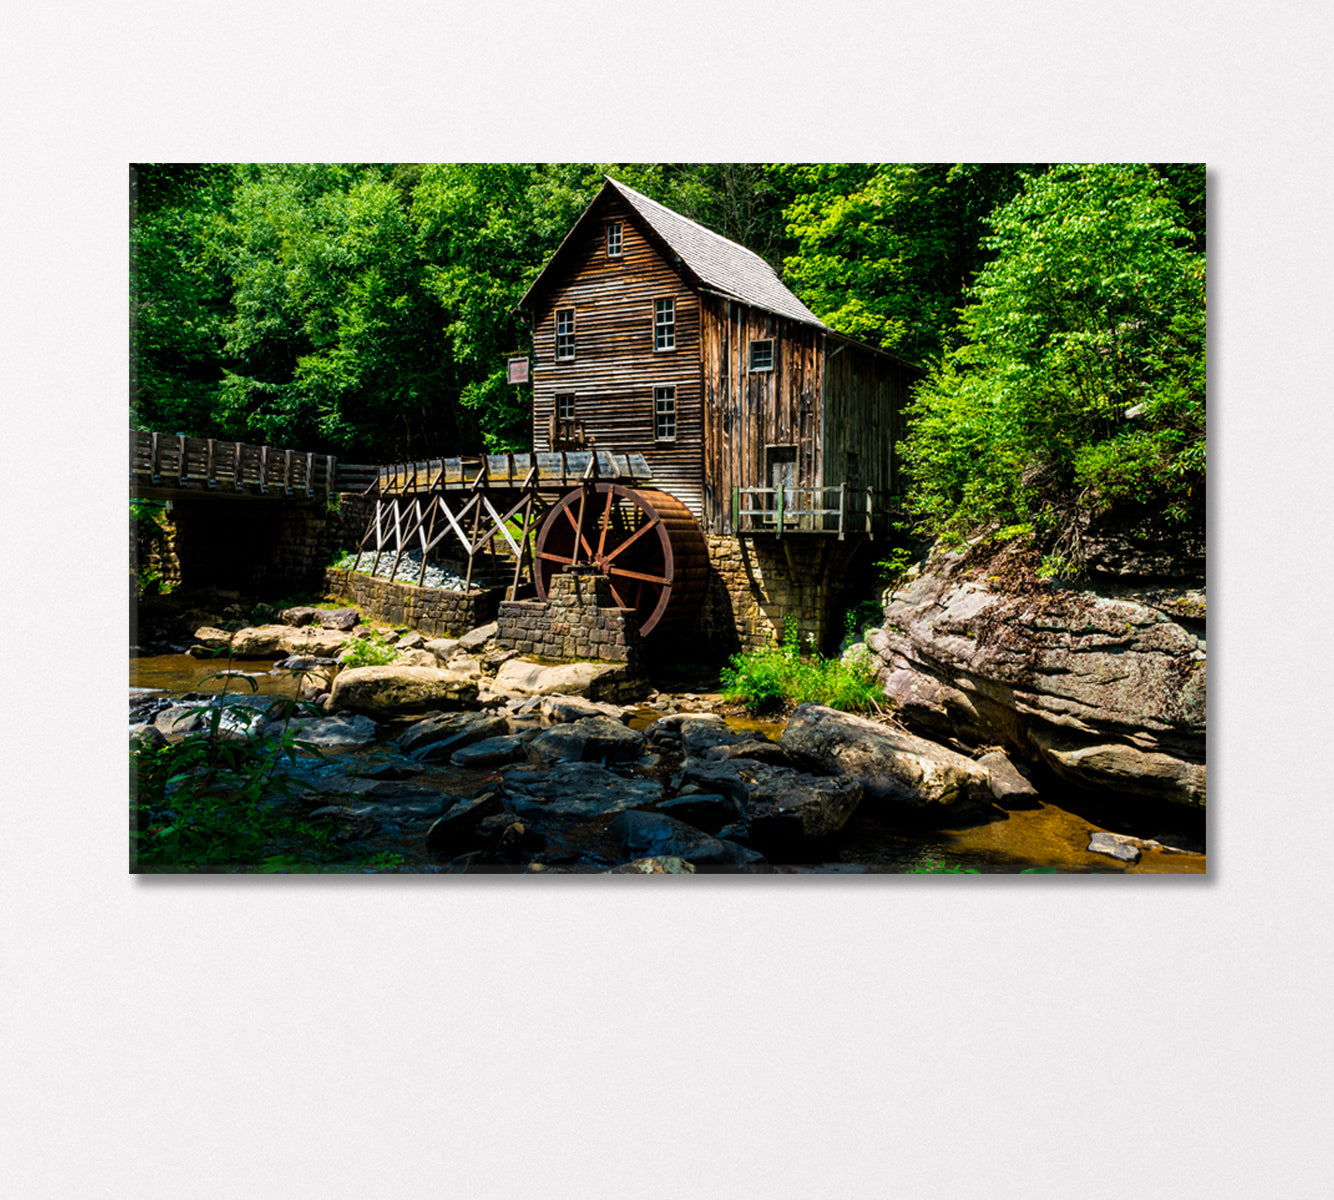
[520,176,828,330]
[605,179,827,329]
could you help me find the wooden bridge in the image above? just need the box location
[130,430,377,500]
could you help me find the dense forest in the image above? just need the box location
[131,162,1205,555]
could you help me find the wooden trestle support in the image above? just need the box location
[347,451,709,636]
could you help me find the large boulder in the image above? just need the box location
[493,658,606,697]
[191,624,351,659]
[500,762,662,820]
[281,627,355,658]
[280,606,360,631]
[605,810,764,868]
[397,710,509,758]
[426,792,507,856]
[679,756,864,840]
[865,544,1205,807]
[780,704,993,816]
[490,658,646,703]
[265,713,379,746]
[328,665,479,716]
[449,735,530,768]
[458,621,499,652]
[538,694,633,725]
[527,716,646,763]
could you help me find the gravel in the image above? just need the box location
[332,549,470,590]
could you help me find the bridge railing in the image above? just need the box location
[131,431,350,499]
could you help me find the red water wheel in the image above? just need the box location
[534,484,709,637]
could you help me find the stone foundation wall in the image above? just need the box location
[496,571,643,670]
[132,507,182,597]
[688,534,873,656]
[325,569,501,636]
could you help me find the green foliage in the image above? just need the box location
[338,630,399,668]
[720,622,883,715]
[131,165,233,436]
[778,163,1037,361]
[900,163,1206,551]
[905,858,981,874]
[905,858,1059,873]
[842,599,882,643]
[131,669,332,870]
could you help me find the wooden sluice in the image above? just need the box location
[349,450,655,598]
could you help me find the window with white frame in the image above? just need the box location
[654,297,675,351]
[556,308,575,361]
[654,386,676,441]
[606,222,623,258]
[556,393,576,421]
[749,339,774,372]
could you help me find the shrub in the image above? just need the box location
[338,631,398,668]
[720,623,884,715]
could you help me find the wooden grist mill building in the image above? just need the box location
[351,176,920,654]
[517,177,921,651]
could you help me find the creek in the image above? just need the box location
[130,653,1206,874]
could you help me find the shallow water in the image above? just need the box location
[130,655,1206,875]
[132,653,304,699]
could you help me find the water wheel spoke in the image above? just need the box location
[595,488,615,558]
[606,565,670,586]
[559,500,597,561]
[602,516,661,563]
[607,579,631,609]
[537,550,577,565]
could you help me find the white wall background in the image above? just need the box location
[3,3,1330,1196]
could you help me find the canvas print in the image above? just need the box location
[129,163,1206,874]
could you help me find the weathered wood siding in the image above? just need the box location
[820,339,914,502]
[530,195,704,516]
[699,295,825,534]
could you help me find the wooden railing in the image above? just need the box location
[131,431,337,498]
[374,450,652,497]
[130,430,376,498]
[731,483,893,539]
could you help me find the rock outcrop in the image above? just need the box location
[780,704,992,816]
[866,544,1205,807]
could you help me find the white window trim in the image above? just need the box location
[606,222,623,258]
[556,308,575,362]
[556,393,576,420]
[749,339,774,373]
[654,297,675,352]
[654,386,677,442]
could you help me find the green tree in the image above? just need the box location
[130,163,233,435]
[900,163,1206,551]
[211,163,458,459]
[778,163,1037,362]
[410,162,606,451]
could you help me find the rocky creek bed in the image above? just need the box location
[129,596,1205,874]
